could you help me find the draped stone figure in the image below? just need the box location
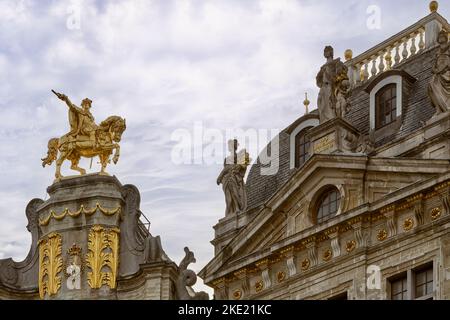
[316,46,350,123]
[217,139,250,216]
[428,30,450,115]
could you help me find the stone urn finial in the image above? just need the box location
[344,49,353,61]
[429,1,438,13]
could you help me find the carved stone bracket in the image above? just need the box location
[351,221,367,248]
[280,246,297,277]
[286,257,297,277]
[384,210,397,237]
[441,193,450,215]
[414,202,425,226]
[261,269,272,290]
[211,277,228,300]
[233,269,250,297]
[328,232,341,258]
[305,242,318,267]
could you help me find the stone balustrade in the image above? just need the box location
[346,12,449,86]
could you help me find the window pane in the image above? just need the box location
[415,266,433,298]
[416,284,425,298]
[392,281,402,294]
[391,276,407,300]
[330,200,337,213]
[330,191,337,202]
[416,272,426,286]
[375,84,397,129]
[295,127,312,168]
[426,282,433,295]
[316,189,340,224]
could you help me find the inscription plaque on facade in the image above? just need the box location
[313,134,335,154]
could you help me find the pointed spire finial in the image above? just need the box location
[303,92,310,115]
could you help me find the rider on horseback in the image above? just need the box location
[52,90,99,150]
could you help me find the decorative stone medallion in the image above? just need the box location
[277,271,286,283]
[323,249,332,262]
[403,218,414,231]
[301,258,310,271]
[377,229,388,241]
[255,280,264,293]
[346,240,356,253]
[233,289,242,300]
[430,207,442,220]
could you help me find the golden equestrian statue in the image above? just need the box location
[42,90,126,181]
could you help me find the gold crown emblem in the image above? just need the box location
[67,243,82,256]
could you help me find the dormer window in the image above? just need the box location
[365,70,416,137]
[295,127,312,167]
[375,83,397,129]
[288,114,319,169]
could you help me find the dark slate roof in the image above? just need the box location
[245,130,292,210]
[244,47,438,211]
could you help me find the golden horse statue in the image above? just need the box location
[42,90,126,180]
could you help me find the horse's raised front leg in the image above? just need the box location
[70,156,86,175]
[112,144,120,164]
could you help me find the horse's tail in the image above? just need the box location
[41,138,59,167]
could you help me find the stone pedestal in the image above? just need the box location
[36,174,124,300]
[308,118,360,155]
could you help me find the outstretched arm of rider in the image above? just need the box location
[52,90,78,110]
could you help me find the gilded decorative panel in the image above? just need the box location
[38,232,63,299]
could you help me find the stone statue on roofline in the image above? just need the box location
[316,46,351,123]
[217,139,251,216]
[428,29,450,116]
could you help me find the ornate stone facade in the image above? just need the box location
[200,4,450,300]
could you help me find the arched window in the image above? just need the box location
[375,83,397,129]
[316,187,341,224]
[295,127,312,168]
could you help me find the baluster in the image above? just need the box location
[385,48,392,70]
[402,37,409,61]
[363,60,370,81]
[348,65,354,86]
[394,42,401,65]
[418,29,425,52]
[410,32,417,55]
[379,50,386,73]
[370,56,377,78]
[355,63,362,84]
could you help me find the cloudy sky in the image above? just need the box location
[0,0,448,294]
